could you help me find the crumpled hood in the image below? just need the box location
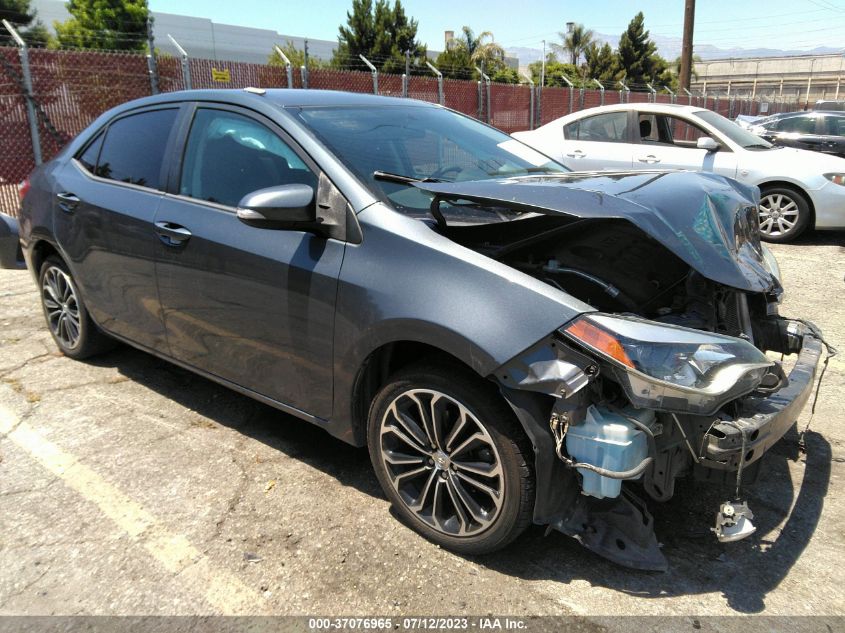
[415,170,779,293]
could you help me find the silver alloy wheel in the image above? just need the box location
[379,389,504,537]
[758,193,800,237]
[42,266,81,349]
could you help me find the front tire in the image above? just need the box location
[39,255,112,359]
[758,187,811,242]
[367,363,534,555]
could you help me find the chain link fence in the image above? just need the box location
[0,44,802,217]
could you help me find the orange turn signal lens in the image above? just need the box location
[564,318,635,369]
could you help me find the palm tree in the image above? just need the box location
[456,26,506,70]
[553,23,595,66]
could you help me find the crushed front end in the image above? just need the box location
[418,172,829,571]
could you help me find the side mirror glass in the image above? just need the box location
[236,184,317,229]
[697,137,720,152]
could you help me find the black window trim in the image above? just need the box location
[71,103,185,194]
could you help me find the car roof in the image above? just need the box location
[116,88,438,110]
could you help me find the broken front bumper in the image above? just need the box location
[699,331,823,470]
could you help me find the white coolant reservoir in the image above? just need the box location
[565,405,655,499]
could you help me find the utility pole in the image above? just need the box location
[679,0,695,92]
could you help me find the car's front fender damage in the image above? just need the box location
[493,320,825,573]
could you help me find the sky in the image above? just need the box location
[147,0,845,53]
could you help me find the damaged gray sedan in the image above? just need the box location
[10,90,826,571]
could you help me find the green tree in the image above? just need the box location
[617,12,668,87]
[54,0,149,51]
[434,26,512,81]
[333,0,425,73]
[553,23,594,66]
[584,42,622,84]
[268,40,324,69]
[0,0,51,46]
[528,52,583,87]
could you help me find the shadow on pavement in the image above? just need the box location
[91,345,832,614]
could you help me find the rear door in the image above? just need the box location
[819,114,845,158]
[561,111,634,171]
[52,106,181,352]
[153,104,345,418]
[633,112,738,178]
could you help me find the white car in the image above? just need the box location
[513,103,845,241]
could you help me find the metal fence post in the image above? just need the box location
[475,65,491,123]
[682,87,692,105]
[425,61,443,105]
[360,54,378,94]
[146,18,158,94]
[300,66,307,88]
[561,75,574,114]
[303,40,309,89]
[2,19,41,165]
[618,80,630,103]
[592,79,605,105]
[403,50,409,97]
[167,34,191,90]
[273,45,294,88]
[646,83,657,103]
[664,85,675,104]
[524,76,535,130]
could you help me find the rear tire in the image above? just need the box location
[38,255,113,359]
[367,362,534,555]
[758,186,811,243]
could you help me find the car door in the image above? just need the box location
[153,104,345,418]
[52,105,181,352]
[633,112,738,178]
[819,114,845,158]
[771,114,826,153]
[561,111,634,171]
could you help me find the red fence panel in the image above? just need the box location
[309,68,373,94]
[0,47,32,217]
[444,78,479,118]
[408,75,439,104]
[489,83,530,133]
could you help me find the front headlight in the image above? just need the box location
[561,313,772,415]
[823,173,845,186]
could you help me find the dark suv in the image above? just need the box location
[9,89,824,571]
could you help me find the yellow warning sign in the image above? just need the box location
[212,68,231,82]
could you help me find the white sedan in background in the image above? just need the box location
[513,103,845,241]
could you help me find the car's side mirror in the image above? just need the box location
[236,184,318,230]
[697,137,720,152]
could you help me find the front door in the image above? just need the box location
[52,106,181,352]
[154,105,344,418]
[634,112,738,178]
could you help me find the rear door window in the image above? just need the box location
[94,108,178,190]
[565,112,629,142]
[775,116,817,134]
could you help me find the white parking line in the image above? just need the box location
[0,404,266,614]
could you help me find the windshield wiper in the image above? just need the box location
[744,143,773,149]
[373,170,442,185]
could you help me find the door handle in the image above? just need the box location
[637,155,661,164]
[154,221,192,246]
[566,149,586,158]
[56,192,79,213]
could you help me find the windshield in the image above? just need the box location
[695,109,773,149]
[294,105,567,218]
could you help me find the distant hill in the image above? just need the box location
[507,33,842,66]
